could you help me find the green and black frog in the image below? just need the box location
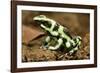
[33,15,82,54]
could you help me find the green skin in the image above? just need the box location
[33,15,82,54]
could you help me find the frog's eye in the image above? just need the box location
[44,22,52,28]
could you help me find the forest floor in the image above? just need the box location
[22,11,90,62]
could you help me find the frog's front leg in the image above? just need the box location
[41,36,51,49]
[48,38,63,50]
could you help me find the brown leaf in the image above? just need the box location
[22,25,45,44]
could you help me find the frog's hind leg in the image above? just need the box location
[69,36,82,54]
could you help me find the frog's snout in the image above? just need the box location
[33,15,46,21]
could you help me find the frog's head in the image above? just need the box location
[33,15,52,29]
[33,15,46,22]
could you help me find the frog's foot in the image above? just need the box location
[40,45,48,50]
[73,36,82,45]
[69,46,79,55]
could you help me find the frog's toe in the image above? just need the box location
[69,46,78,54]
[40,45,48,50]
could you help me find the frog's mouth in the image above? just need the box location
[34,20,52,29]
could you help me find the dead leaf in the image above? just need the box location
[22,25,45,44]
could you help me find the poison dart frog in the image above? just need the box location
[33,15,82,54]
